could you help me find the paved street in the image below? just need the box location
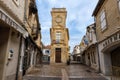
[23,63,108,80]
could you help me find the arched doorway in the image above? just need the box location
[101,39,120,76]
[111,47,120,76]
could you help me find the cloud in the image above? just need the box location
[41,21,51,30]
[36,0,99,52]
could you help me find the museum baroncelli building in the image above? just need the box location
[50,8,69,64]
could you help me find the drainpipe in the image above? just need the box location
[94,22,101,73]
[15,34,22,80]
[96,43,101,73]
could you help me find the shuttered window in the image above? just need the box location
[118,0,120,11]
[56,32,61,43]
[100,10,107,30]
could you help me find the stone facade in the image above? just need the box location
[80,24,99,71]
[93,0,120,78]
[19,0,42,79]
[0,0,25,25]
[0,0,28,80]
[72,45,81,61]
[0,0,42,80]
[50,8,69,64]
[72,45,81,55]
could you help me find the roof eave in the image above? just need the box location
[92,0,105,16]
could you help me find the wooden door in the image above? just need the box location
[55,48,61,63]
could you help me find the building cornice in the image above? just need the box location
[98,29,120,44]
[51,8,67,12]
[0,9,28,38]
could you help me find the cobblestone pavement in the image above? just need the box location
[23,63,108,80]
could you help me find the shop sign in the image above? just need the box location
[103,32,120,48]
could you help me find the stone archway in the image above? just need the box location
[102,41,120,75]
[111,47,120,76]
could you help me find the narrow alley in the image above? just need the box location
[0,0,120,80]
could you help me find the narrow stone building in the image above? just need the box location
[0,0,42,80]
[82,24,99,71]
[72,45,81,62]
[20,0,43,79]
[50,8,69,64]
[92,0,120,79]
[79,23,99,71]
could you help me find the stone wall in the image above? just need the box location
[5,28,20,80]
[95,0,120,42]
[0,0,25,23]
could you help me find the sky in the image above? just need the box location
[36,0,99,53]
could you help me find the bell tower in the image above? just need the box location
[50,8,69,64]
[51,8,67,28]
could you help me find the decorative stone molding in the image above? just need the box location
[0,10,28,38]
[102,31,120,48]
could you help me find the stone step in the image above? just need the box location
[69,77,108,80]
[23,76,108,80]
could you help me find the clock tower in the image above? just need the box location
[50,8,69,64]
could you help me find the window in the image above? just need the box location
[89,30,92,41]
[100,10,107,30]
[56,32,61,43]
[118,0,120,11]
[13,0,20,6]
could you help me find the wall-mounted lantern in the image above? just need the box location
[8,49,14,60]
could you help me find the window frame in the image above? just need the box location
[56,32,61,43]
[89,30,92,41]
[13,0,20,6]
[100,10,107,31]
[118,0,120,11]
